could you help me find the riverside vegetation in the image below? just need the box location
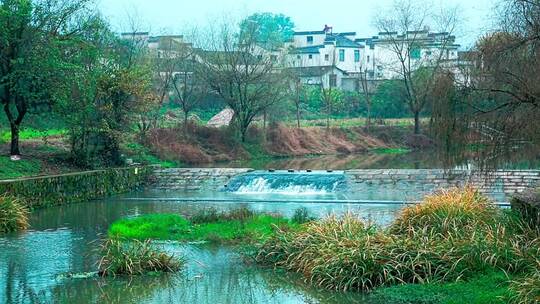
[0,195,29,233]
[108,188,540,303]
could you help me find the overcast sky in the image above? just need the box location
[97,0,497,48]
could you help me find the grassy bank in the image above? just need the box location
[108,208,299,244]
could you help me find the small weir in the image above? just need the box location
[224,170,348,195]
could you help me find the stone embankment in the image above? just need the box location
[150,168,540,197]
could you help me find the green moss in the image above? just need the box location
[0,156,42,180]
[370,272,513,304]
[109,213,296,243]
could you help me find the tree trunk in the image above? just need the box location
[414,111,421,134]
[10,123,20,156]
[366,100,371,132]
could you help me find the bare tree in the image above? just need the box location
[374,0,460,134]
[197,20,288,142]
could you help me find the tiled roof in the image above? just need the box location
[294,30,326,36]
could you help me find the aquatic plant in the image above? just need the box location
[0,195,29,233]
[97,238,183,277]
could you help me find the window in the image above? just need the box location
[367,55,370,63]
[325,54,329,61]
[329,74,337,87]
[354,50,360,62]
[307,36,313,44]
[308,54,313,60]
[425,51,432,56]
[339,49,345,62]
[411,48,421,59]
[297,55,301,60]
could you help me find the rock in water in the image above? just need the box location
[207,108,234,128]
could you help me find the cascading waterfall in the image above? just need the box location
[224,171,348,195]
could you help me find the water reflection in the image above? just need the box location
[188,150,540,170]
[0,197,392,304]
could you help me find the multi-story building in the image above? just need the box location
[286,27,462,91]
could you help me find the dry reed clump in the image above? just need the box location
[390,186,499,236]
[256,187,540,294]
[257,214,392,291]
[97,238,183,277]
[508,267,540,304]
[0,195,29,233]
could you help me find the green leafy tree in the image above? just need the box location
[55,19,157,167]
[0,0,95,157]
[240,13,295,48]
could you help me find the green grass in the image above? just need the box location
[109,213,297,243]
[0,156,42,180]
[370,271,513,304]
[123,142,181,168]
[372,148,412,155]
[0,128,66,143]
[0,195,29,233]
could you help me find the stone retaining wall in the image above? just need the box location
[150,168,540,196]
[151,168,253,191]
[345,169,540,195]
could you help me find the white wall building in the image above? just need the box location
[285,28,462,91]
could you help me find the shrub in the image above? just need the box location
[0,195,29,233]
[97,238,183,277]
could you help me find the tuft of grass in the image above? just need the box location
[0,195,29,233]
[97,238,183,277]
[291,207,315,224]
[109,210,297,244]
[508,269,540,304]
[390,186,498,236]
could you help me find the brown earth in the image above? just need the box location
[145,123,405,165]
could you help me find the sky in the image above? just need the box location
[97,0,496,48]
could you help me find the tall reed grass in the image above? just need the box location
[256,187,540,300]
[97,238,183,277]
[0,195,29,233]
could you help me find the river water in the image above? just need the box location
[0,192,403,304]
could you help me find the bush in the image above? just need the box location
[0,195,29,233]
[97,238,183,277]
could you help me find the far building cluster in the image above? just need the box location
[121,25,469,92]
